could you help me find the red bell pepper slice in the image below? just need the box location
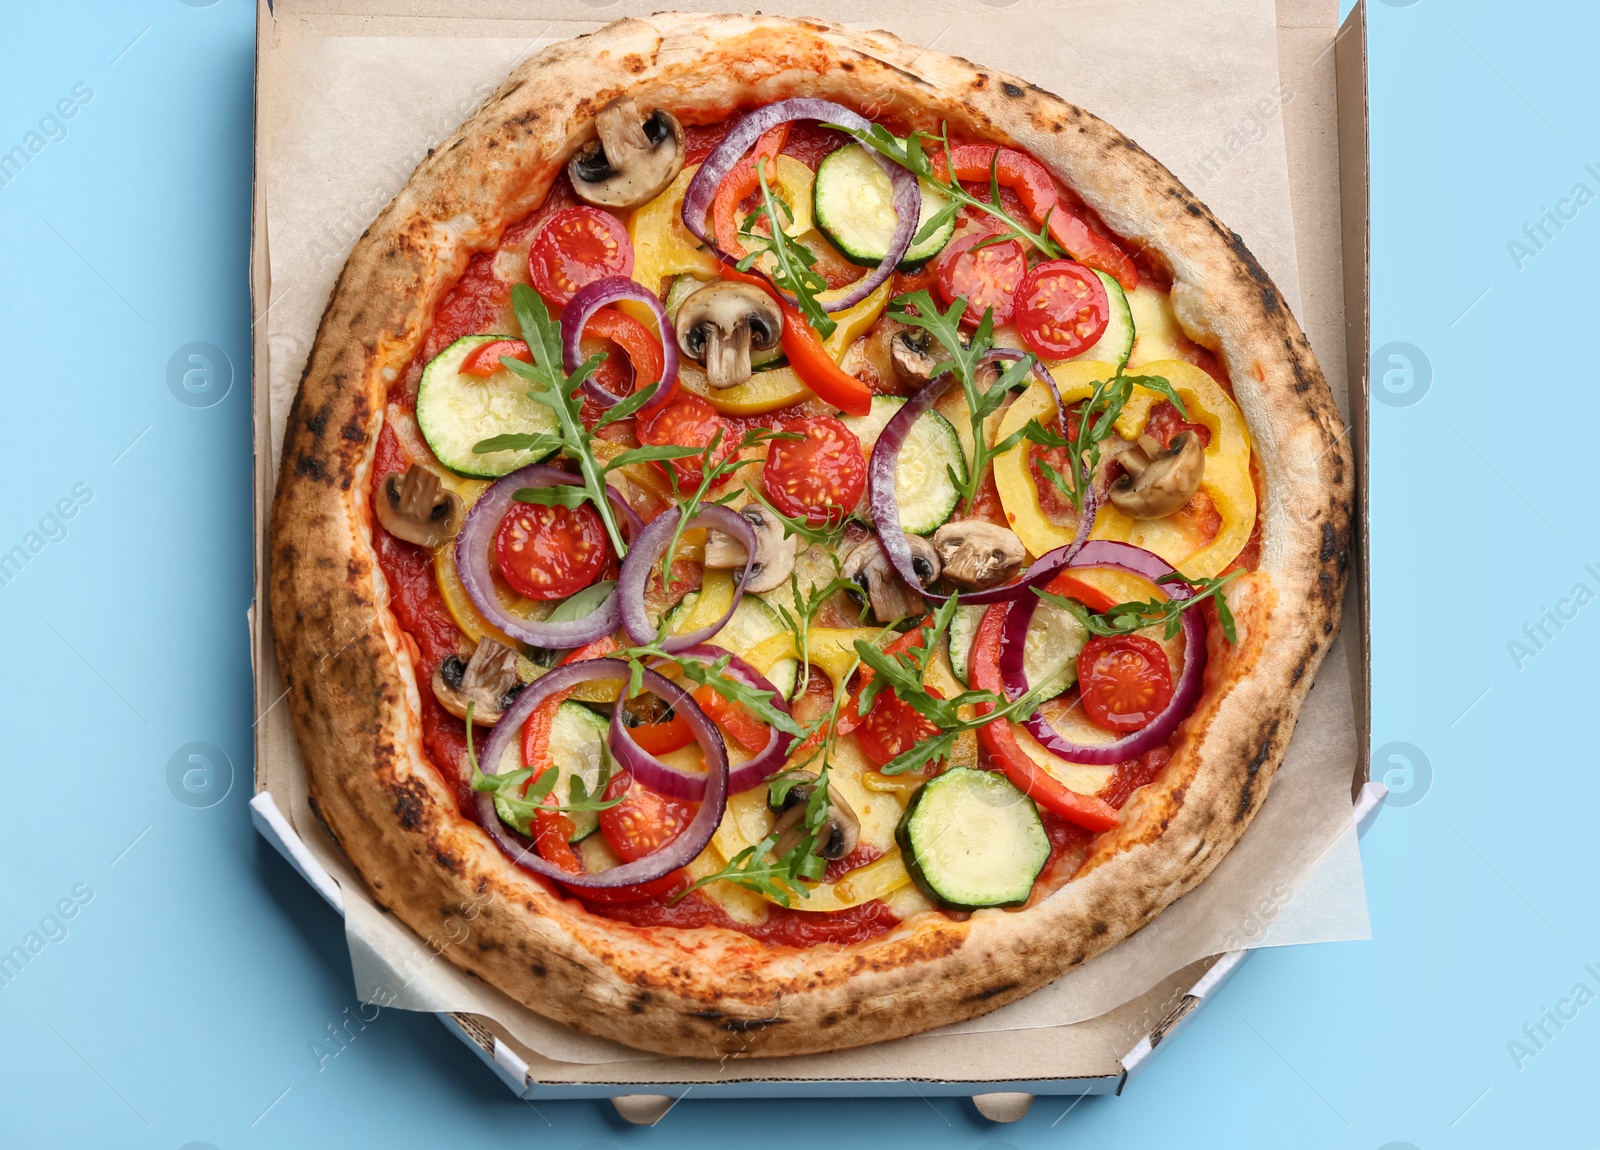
[929,143,1138,292]
[968,602,1122,833]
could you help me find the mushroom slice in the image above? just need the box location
[842,534,940,624]
[931,521,1026,589]
[431,637,524,726]
[675,281,784,390]
[1108,431,1206,520]
[890,327,942,387]
[376,465,464,548]
[702,504,797,594]
[567,98,686,210]
[767,771,861,861]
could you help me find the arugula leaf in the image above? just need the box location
[1034,568,1241,645]
[513,486,591,509]
[592,380,662,429]
[828,121,1061,258]
[888,290,1033,514]
[469,285,630,557]
[603,444,707,471]
[737,161,837,339]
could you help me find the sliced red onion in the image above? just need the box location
[472,658,727,888]
[560,275,678,409]
[609,643,794,799]
[998,540,1206,764]
[616,504,755,652]
[868,356,1099,605]
[453,464,636,649]
[680,98,919,312]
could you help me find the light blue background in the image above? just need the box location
[0,1,1591,1146]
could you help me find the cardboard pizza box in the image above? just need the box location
[246,0,1374,1121]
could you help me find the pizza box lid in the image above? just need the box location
[245,0,1375,1114]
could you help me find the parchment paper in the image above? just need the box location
[257,0,1365,1066]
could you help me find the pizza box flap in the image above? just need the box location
[248,0,1373,1094]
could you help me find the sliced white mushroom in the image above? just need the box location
[931,520,1026,589]
[675,281,784,390]
[568,98,686,210]
[701,504,797,594]
[1109,431,1206,519]
[842,534,940,623]
[767,771,860,861]
[431,637,523,726]
[376,465,464,548]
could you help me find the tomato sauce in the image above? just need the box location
[371,424,475,813]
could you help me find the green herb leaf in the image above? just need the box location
[512,486,592,509]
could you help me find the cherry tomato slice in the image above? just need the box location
[1014,260,1110,360]
[636,393,734,490]
[762,415,866,526]
[460,338,533,377]
[1076,634,1174,733]
[599,771,694,862]
[853,690,941,770]
[528,206,634,306]
[935,233,1027,327]
[494,500,608,601]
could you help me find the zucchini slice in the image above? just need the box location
[895,767,1050,909]
[416,334,560,478]
[842,395,966,535]
[1061,270,1134,369]
[492,701,607,842]
[813,143,954,270]
[946,604,985,687]
[1021,596,1090,697]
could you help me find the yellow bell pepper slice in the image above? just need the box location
[993,358,1255,579]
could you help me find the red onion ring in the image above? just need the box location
[609,644,795,799]
[867,355,1098,605]
[560,275,679,410]
[998,540,1206,764]
[680,98,919,312]
[453,464,638,649]
[473,658,727,888]
[616,504,756,653]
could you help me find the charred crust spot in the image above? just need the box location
[1091,920,1109,936]
[1290,658,1307,686]
[1323,620,1334,635]
[340,416,366,443]
[498,79,524,101]
[305,408,329,436]
[822,1012,841,1027]
[723,1017,782,1033]
[511,110,538,127]
[689,1009,723,1020]
[966,981,1020,1002]
[294,451,329,483]
[1186,202,1203,217]
[973,73,989,89]
[1319,522,1338,563]
[1234,721,1280,821]
[624,53,648,74]
[433,848,461,875]
[390,778,429,831]
[531,962,547,978]
[839,60,854,72]
[1003,82,1024,98]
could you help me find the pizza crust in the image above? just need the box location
[268,14,1351,1058]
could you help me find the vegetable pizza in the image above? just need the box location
[269,14,1351,1058]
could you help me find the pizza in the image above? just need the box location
[268,13,1351,1058]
